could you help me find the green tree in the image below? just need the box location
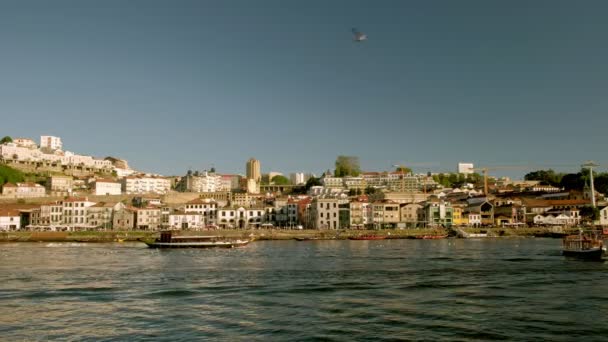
[0,136,12,144]
[580,205,600,221]
[560,172,584,190]
[395,166,412,174]
[334,156,361,177]
[304,176,322,191]
[524,169,563,186]
[364,186,377,195]
[271,175,290,185]
[594,173,608,194]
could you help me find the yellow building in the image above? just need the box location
[452,205,468,226]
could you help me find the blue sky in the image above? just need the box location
[1,0,607,177]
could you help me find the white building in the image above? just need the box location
[467,213,482,227]
[61,197,96,228]
[122,176,171,194]
[219,174,241,191]
[179,172,222,193]
[13,138,37,148]
[1,182,46,198]
[321,176,344,189]
[40,135,63,151]
[217,206,268,229]
[87,202,125,229]
[168,211,205,230]
[0,209,21,231]
[533,211,580,226]
[46,175,73,195]
[94,179,122,196]
[458,163,474,174]
[310,198,342,229]
[290,172,306,185]
[134,207,161,230]
[343,177,366,190]
[0,141,113,171]
[183,198,218,226]
[247,179,260,194]
[599,206,608,226]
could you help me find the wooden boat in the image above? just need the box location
[294,237,320,241]
[562,231,604,260]
[145,231,251,249]
[348,235,386,240]
[421,234,448,239]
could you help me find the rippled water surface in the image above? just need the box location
[2,238,608,341]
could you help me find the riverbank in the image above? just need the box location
[0,227,583,243]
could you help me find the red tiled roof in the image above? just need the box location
[0,209,20,217]
[187,198,215,204]
[63,197,89,202]
[521,198,590,207]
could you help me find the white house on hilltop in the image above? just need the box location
[94,179,122,196]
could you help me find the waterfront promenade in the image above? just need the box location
[0,227,579,243]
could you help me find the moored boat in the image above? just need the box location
[562,231,604,260]
[421,234,448,239]
[294,237,320,241]
[348,235,386,240]
[145,231,251,249]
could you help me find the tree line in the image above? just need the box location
[524,169,608,193]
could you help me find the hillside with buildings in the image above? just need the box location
[1,135,607,232]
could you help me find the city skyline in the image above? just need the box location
[2,0,607,178]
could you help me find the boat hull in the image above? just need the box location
[146,240,250,249]
[562,248,604,260]
[348,236,386,240]
[421,235,448,239]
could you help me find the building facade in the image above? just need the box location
[122,176,171,194]
[0,209,21,230]
[94,179,122,196]
[246,158,261,183]
[40,135,63,151]
[1,182,46,198]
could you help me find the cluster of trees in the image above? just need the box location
[0,164,25,185]
[0,136,12,144]
[334,156,361,177]
[524,169,608,193]
[271,175,290,185]
[432,173,482,188]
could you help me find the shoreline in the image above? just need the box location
[0,227,581,243]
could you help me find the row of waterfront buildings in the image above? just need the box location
[2,187,607,231]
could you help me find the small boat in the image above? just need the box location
[562,230,604,260]
[348,235,386,240]
[145,231,251,249]
[294,237,320,241]
[467,233,488,238]
[421,234,448,239]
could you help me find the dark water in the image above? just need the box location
[2,238,608,341]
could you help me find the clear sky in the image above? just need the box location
[1,0,607,177]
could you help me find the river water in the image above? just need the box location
[1,238,608,341]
